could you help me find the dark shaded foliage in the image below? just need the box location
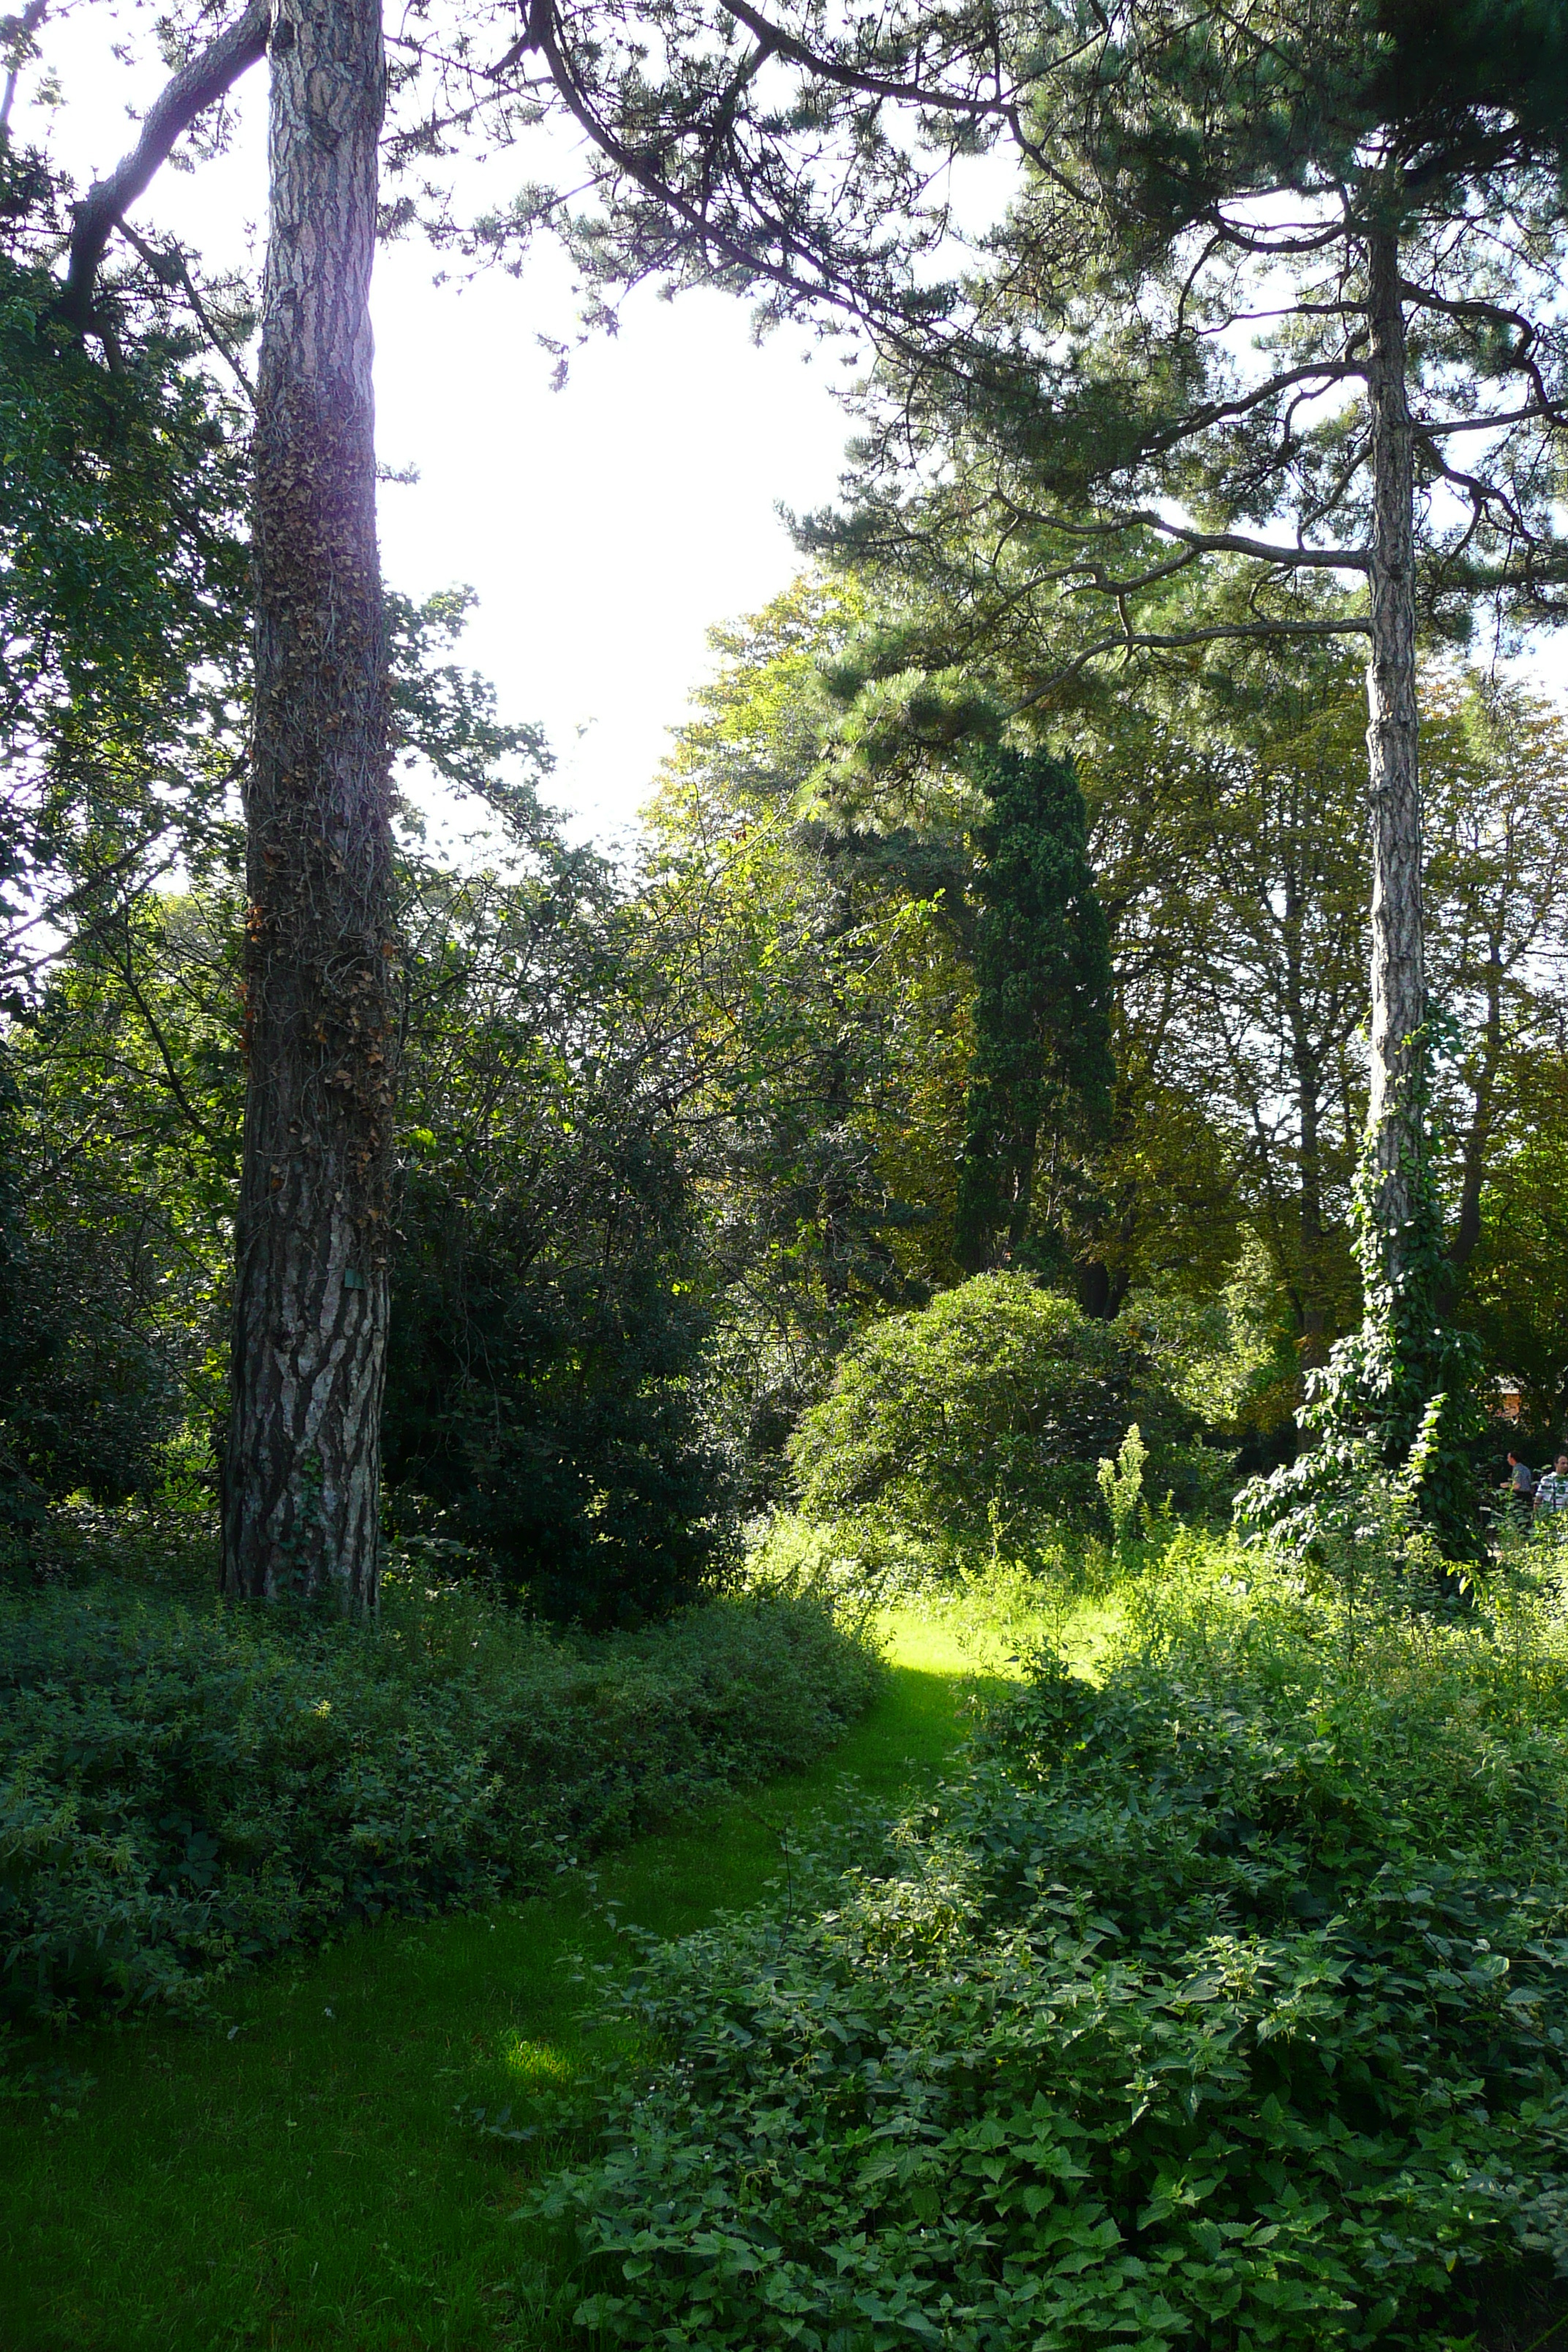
[954,745,1112,1276]
[384,1122,734,1628]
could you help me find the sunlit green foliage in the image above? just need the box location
[788,1273,1207,1548]
[540,1542,1568,2351]
[643,579,978,1336]
[0,148,249,982]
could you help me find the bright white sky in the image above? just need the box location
[376,259,854,851]
[20,15,860,848]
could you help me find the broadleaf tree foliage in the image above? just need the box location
[0,146,249,1001]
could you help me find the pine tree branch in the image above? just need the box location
[978,504,1369,577]
[113,216,255,397]
[717,0,1020,131]
[1415,402,1568,437]
[1398,279,1555,412]
[525,0,889,333]
[57,0,270,333]
[1011,614,1372,712]
[1140,361,1365,452]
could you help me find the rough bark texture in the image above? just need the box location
[1451,926,1504,1274]
[222,0,393,1609]
[1277,862,1327,1360]
[1362,223,1427,1277]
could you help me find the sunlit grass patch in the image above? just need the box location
[500,2035,581,2095]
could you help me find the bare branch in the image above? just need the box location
[1134,516,1368,570]
[1415,402,1568,439]
[0,0,48,138]
[114,216,255,397]
[57,0,269,332]
[109,915,224,1147]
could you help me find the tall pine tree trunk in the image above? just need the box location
[222,0,394,1609]
[1450,927,1504,1274]
[1362,223,1427,1281]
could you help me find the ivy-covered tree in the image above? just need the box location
[808,0,1568,1541]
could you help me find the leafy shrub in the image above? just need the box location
[538,1549,1568,2350]
[788,1273,1206,1548]
[0,1572,879,2024]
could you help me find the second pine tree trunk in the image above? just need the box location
[1362,222,1427,1283]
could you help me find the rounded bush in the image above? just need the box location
[789,1273,1188,1542]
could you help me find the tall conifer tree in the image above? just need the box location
[953,746,1112,1278]
[823,0,1568,1409]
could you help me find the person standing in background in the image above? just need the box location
[1534,1453,1568,1519]
[1506,1451,1536,1523]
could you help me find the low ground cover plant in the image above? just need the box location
[0,1556,879,2025]
[538,1539,1568,2350]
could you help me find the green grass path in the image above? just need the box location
[0,1615,1000,2352]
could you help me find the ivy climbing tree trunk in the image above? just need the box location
[222,0,395,1608]
[1450,922,1505,1275]
[1362,222,1428,1285]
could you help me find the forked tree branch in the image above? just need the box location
[718,0,1019,130]
[57,0,269,331]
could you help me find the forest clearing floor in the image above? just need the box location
[0,1602,1081,2352]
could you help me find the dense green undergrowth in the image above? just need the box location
[0,1544,880,2027]
[539,1539,1568,2351]
[0,1609,992,2352]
